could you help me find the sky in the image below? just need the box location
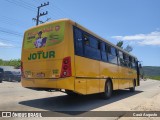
[0,0,160,66]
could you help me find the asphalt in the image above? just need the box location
[0,79,160,120]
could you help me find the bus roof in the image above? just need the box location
[24,18,137,59]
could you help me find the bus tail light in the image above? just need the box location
[60,57,72,78]
[21,61,25,78]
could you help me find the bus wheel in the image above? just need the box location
[130,80,136,92]
[102,80,113,99]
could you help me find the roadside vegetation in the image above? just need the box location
[146,76,160,81]
[142,66,160,81]
[0,59,20,69]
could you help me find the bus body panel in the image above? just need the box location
[75,79,86,94]
[21,20,75,91]
[21,77,75,90]
[99,79,106,92]
[100,62,119,90]
[21,79,57,88]
[74,56,100,94]
[56,77,74,90]
[118,67,129,89]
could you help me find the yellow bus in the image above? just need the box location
[21,19,140,99]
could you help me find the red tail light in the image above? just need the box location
[60,56,72,78]
[21,61,25,78]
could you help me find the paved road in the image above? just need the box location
[0,79,160,120]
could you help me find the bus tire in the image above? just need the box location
[102,79,113,99]
[130,79,136,92]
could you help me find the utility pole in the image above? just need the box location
[33,2,49,26]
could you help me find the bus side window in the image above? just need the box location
[108,46,118,64]
[111,47,116,56]
[129,56,133,68]
[106,45,111,54]
[100,42,107,62]
[73,27,83,56]
[125,55,130,67]
[89,36,99,49]
[83,34,101,60]
[123,53,128,67]
[83,34,89,45]
[119,51,124,66]
[132,58,136,69]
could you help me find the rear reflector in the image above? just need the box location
[60,56,72,78]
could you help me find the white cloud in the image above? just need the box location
[0,41,14,48]
[112,31,160,46]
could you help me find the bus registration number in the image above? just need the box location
[36,73,45,78]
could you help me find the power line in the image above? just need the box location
[33,0,80,22]
[1,16,18,23]
[18,0,36,8]
[0,38,22,48]
[0,16,25,28]
[0,37,21,43]
[0,27,23,37]
[0,30,22,37]
[52,4,80,22]
[7,0,79,23]
[6,0,80,25]
[6,0,35,11]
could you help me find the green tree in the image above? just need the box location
[0,59,3,65]
[0,59,21,68]
[116,41,123,48]
[116,41,133,52]
[124,45,133,52]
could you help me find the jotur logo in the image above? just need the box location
[28,51,55,60]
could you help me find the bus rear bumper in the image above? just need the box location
[21,77,75,91]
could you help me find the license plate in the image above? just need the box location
[36,73,45,78]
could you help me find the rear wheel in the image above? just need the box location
[130,80,136,92]
[102,80,113,99]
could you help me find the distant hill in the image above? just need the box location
[142,66,160,76]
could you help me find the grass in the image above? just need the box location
[146,76,160,81]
